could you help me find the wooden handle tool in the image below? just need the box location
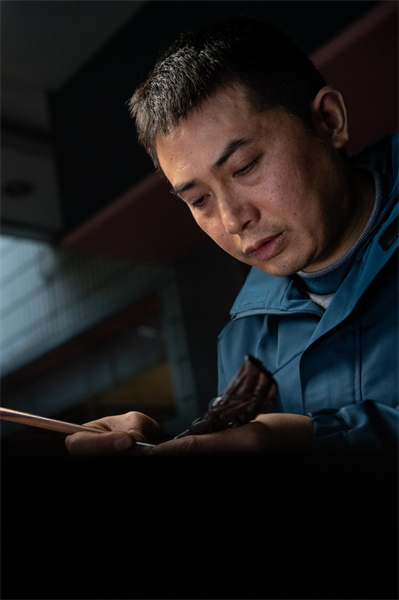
[0,407,155,447]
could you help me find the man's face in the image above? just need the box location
[156,84,352,276]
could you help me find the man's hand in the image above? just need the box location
[65,411,164,457]
[65,411,313,456]
[149,412,313,454]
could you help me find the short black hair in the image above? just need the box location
[129,16,326,167]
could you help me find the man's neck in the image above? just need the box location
[303,166,376,274]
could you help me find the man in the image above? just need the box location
[66,16,398,457]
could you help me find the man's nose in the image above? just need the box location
[219,196,258,235]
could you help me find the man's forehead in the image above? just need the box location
[155,87,258,160]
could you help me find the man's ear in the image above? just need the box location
[311,86,349,150]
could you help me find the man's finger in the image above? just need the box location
[65,431,138,457]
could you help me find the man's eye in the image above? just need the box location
[234,157,260,177]
[192,195,207,209]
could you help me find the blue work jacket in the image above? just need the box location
[217,133,398,450]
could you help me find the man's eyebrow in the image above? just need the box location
[171,138,252,197]
[171,180,198,197]
[213,138,252,169]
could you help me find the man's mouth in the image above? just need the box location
[244,233,284,261]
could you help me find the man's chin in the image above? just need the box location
[252,260,301,278]
[234,250,305,277]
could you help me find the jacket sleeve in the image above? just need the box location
[308,400,398,451]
